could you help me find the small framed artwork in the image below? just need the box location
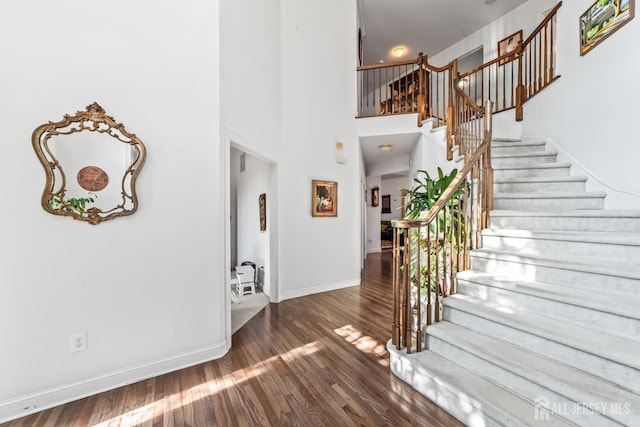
[371,186,379,207]
[498,30,522,65]
[358,28,364,66]
[259,193,266,231]
[312,180,338,217]
[580,0,635,56]
[381,195,391,213]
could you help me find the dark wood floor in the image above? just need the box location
[5,251,461,426]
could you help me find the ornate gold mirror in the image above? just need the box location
[32,103,146,225]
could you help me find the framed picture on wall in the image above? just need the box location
[259,193,266,231]
[381,195,391,213]
[371,186,379,207]
[580,0,635,56]
[312,180,338,217]
[498,29,522,65]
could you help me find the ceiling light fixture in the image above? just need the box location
[392,46,406,58]
[379,144,392,152]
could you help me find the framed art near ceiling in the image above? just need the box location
[358,28,363,66]
[580,0,634,56]
[312,180,338,217]
[259,193,266,231]
[498,30,522,65]
[381,195,391,213]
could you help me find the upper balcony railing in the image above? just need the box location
[357,1,562,159]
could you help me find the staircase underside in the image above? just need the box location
[389,137,640,427]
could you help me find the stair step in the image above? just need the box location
[494,176,587,193]
[490,209,640,232]
[456,270,640,340]
[425,322,640,426]
[493,191,606,210]
[481,228,640,261]
[491,140,547,156]
[387,342,575,427]
[493,162,572,179]
[442,294,640,394]
[491,137,523,142]
[469,248,640,295]
[492,151,558,167]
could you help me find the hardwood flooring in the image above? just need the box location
[4,252,461,426]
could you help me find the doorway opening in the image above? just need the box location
[228,144,278,334]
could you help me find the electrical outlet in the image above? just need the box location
[70,332,88,352]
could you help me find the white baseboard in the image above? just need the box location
[0,340,230,424]
[280,278,360,301]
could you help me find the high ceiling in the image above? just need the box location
[358,0,530,177]
[359,0,529,65]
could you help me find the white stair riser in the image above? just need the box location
[491,144,546,156]
[389,347,530,427]
[494,166,570,179]
[456,280,640,340]
[469,254,640,295]
[489,215,640,232]
[481,234,640,261]
[493,154,558,167]
[442,305,640,394]
[424,335,616,427]
[493,196,604,210]
[494,180,585,193]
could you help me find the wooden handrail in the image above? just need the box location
[357,58,420,71]
[392,103,492,231]
[523,1,563,46]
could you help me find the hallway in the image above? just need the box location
[5,252,461,426]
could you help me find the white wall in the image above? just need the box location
[278,0,361,300]
[221,0,282,161]
[0,0,225,422]
[365,176,382,253]
[381,176,409,221]
[522,0,640,208]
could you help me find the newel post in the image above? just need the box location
[417,52,426,128]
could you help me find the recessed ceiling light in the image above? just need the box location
[378,59,384,63]
[379,144,392,152]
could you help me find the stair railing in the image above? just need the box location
[357,57,426,120]
[357,54,456,147]
[391,99,493,353]
[456,1,562,121]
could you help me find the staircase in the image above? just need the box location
[388,137,640,426]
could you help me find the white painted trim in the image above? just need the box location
[367,247,381,254]
[0,340,230,424]
[538,136,640,207]
[279,278,360,301]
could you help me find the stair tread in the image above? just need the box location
[493,162,571,170]
[483,228,640,246]
[491,209,640,218]
[471,247,640,279]
[493,150,557,159]
[494,191,606,199]
[428,321,640,424]
[492,140,545,148]
[493,176,588,184]
[443,294,640,371]
[456,270,640,320]
[388,343,574,427]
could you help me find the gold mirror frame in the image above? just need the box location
[32,103,146,225]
